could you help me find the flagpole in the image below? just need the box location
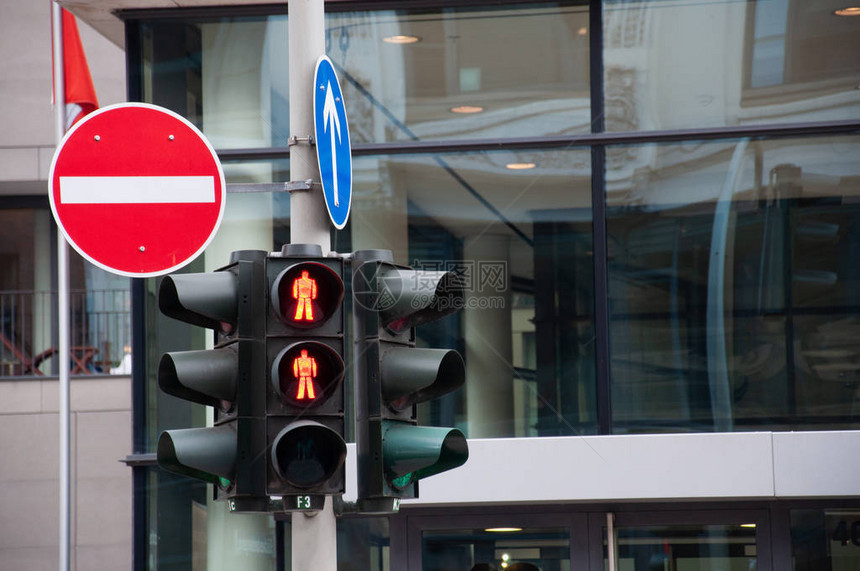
[51,4,72,571]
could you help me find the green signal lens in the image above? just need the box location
[218,477,232,489]
[391,472,413,490]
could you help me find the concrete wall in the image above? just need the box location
[0,376,132,571]
[0,0,125,196]
[0,5,131,566]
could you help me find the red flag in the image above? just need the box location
[54,9,99,131]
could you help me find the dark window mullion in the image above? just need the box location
[590,0,611,435]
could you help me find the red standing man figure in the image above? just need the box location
[292,270,317,322]
[292,349,318,400]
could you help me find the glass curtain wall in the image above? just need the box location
[125,0,860,568]
[131,0,860,438]
[602,0,860,432]
[603,0,860,131]
[608,135,860,433]
[133,1,597,443]
[130,3,594,569]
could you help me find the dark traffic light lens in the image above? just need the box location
[271,421,346,489]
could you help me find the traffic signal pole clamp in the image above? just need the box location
[352,249,469,509]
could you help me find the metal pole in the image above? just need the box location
[606,512,617,571]
[51,4,72,571]
[289,0,331,254]
[288,1,338,569]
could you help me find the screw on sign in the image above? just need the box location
[49,103,226,278]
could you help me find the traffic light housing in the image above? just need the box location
[265,244,347,502]
[353,249,468,502]
[156,250,268,511]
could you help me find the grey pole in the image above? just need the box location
[289,0,331,254]
[288,1,338,569]
[51,4,72,571]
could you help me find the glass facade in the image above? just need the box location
[121,0,860,569]
[603,0,860,131]
[608,135,860,432]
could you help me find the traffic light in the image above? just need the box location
[265,244,347,506]
[156,250,268,511]
[352,249,468,503]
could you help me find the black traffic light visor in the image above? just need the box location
[159,272,238,332]
[158,347,238,410]
[378,268,465,334]
[157,425,237,486]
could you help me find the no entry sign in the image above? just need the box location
[49,103,226,277]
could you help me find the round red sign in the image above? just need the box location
[49,103,226,277]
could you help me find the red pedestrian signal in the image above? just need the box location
[271,261,343,328]
[271,341,343,407]
[292,349,317,400]
[266,245,346,500]
[292,271,317,322]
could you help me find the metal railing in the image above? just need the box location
[0,289,131,377]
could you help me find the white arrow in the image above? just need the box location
[322,80,341,207]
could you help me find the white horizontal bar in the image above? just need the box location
[59,176,215,204]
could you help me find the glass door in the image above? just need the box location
[590,510,771,571]
[408,512,589,571]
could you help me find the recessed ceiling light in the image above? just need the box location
[450,105,484,114]
[484,527,523,533]
[506,162,536,170]
[383,35,421,44]
[834,6,860,15]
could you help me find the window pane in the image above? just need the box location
[610,524,757,570]
[423,527,570,571]
[332,2,590,143]
[138,3,591,148]
[607,135,860,432]
[140,15,288,149]
[792,508,860,570]
[338,517,390,571]
[603,0,860,131]
[0,208,53,376]
[0,208,131,377]
[350,148,595,438]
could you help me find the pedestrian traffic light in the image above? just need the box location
[266,244,347,505]
[156,250,268,510]
[352,249,468,503]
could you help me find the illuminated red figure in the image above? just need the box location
[292,270,318,322]
[292,349,317,400]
